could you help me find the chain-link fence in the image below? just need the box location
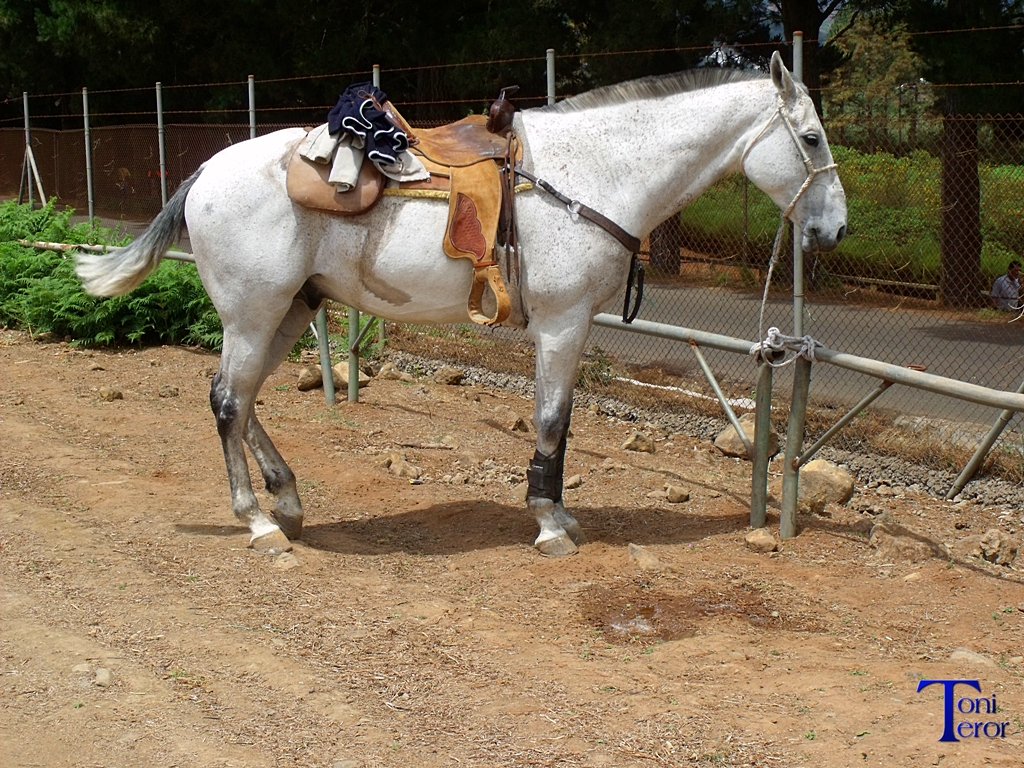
[3,55,1024,475]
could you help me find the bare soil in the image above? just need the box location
[2,330,1023,768]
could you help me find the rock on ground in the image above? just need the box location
[622,431,655,453]
[949,648,996,666]
[665,485,690,503]
[628,543,664,571]
[298,364,372,391]
[869,522,948,564]
[375,362,404,381]
[380,451,422,480]
[332,363,371,389]
[800,459,855,505]
[953,529,1019,566]
[297,366,323,391]
[744,528,779,553]
[433,366,465,385]
[273,552,302,570]
[98,386,123,402]
[714,413,779,459]
[509,415,530,433]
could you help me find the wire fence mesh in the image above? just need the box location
[3,58,1024,476]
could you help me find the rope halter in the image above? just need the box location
[740,97,839,222]
[742,96,837,366]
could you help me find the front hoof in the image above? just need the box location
[535,533,579,557]
[555,512,586,546]
[250,528,293,555]
[271,498,304,540]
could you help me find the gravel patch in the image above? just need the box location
[387,352,1024,517]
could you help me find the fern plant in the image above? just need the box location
[0,200,222,349]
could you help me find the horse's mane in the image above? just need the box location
[537,68,767,114]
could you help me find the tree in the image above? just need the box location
[897,0,1024,307]
[822,13,934,152]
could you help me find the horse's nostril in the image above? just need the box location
[837,225,847,243]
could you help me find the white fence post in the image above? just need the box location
[82,88,95,221]
[547,49,556,105]
[248,75,256,140]
[22,92,34,207]
[156,82,168,207]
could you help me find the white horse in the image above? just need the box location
[77,53,846,557]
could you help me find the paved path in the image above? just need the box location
[590,283,1024,435]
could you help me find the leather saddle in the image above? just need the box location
[286,88,522,326]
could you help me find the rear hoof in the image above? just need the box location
[535,533,579,557]
[271,510,303,541]
[250,528,292,555]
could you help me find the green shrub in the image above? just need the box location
[0,200,222,349]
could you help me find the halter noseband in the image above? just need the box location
[740,97,838,221]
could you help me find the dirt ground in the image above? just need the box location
[2,330,1023,768]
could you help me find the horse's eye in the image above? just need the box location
[803,134,819,147]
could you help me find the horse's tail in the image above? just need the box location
[76,164,205,297]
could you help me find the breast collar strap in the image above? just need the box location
[514,165,644,323]
[741,97,838,221]
[514,166,641,254]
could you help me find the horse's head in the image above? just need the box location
[742,52,847,253]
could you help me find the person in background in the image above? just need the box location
[991,260,1021,310]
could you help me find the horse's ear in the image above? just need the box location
[770,51,799,106]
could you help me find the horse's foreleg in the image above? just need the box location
[242,299,319,540]
[528,320,589,556]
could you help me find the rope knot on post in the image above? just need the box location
[750,326,821,367]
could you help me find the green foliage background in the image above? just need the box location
[678,144,1024,285]
[0,201,222,348]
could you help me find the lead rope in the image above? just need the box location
[744,98,837,367]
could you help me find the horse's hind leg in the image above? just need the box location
[211,298,314,554]
[528,319,589,556]
[211,366,291,554]
[242,299,319,540]
[244,412,302,539]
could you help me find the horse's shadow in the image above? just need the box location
[299,500,751,556]
[177,500,752,556]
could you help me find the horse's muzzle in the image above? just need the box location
[802,223,846,253]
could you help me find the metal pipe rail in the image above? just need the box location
[596,314,1024,414]
[593,311,1024,536]
[20,240,196,263]
[814,347,1024,413]
[593,314,754,356]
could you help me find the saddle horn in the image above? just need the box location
[486,85,520,136]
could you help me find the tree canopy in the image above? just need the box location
[1,0,778,124]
